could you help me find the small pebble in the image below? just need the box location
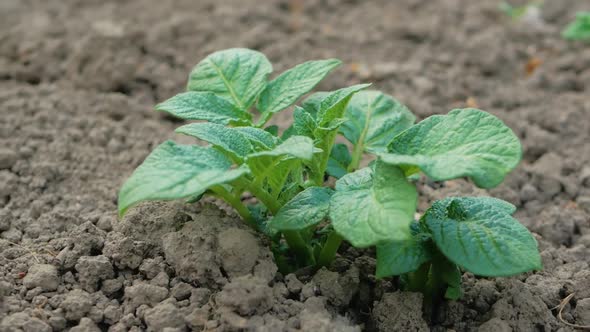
[0,148,17,169]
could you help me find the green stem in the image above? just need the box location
[237,178,281,214]
[210,186,256,229]
[272,247,294,274]
[255,112,272,128]
[424,265,445,310]
[311,133,340,186]
[284,230,315,266]
[348,98,374,172]
[250,187,281,214]
[310,169,324,187]
[348,142,364,172]
[425,251,460,307]
[310,166,324,187]
[404,251,449,310]
[404,262,431,292]
[236,178,315,267]
[317,231,343,267]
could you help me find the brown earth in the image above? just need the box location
[1,0,590,331]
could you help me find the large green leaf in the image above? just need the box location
[176,123,253,161]
[187,48,272,110]
[376,239,431,278]
[233,127,279,150]
[246,136,320,197]
[118,141,248,216]
[258,59,341,115]
[301,92,329,118]
[340,90,415,153]
[269,187,333,231]
[329,161,417,247]
[155,91,250,125]
[306,84,370,181]
[376,223,432,278]
[316,84,372,127]
[248,135,319,160]
[327,143,351,179]
[292,106,317,138]
[434,196,516,215]
[380,108,522,188]
[423,197,542,277]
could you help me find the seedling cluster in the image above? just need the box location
[118,48,541,302]
[499,1,542,20]
[499,3,590,42]
[562,11,590,41]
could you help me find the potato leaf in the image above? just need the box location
[269,187,333,231]
[562,12,590,41]
[376,236,431,278]
[233,127,279,150]
[292,106,317,138]
[301,92,328,117]
[176,123,279,158]
[258,59,341,115]
[176,123,253,161]
[265,125,280,135]
[155,91,251,125]
[423,197,542,277]
[327,143,352,179]
[434,196,516,215]
[329,160,417,247]
[316,84,372,127]
[187,48,272,110]
[306,84,370,181]
[341,90,415,153]
[246,136,320,197]
[248,135,319,160]
[380,108,521,188]
[118,141,248,216]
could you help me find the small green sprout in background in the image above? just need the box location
[499,1,543,20]
[562,12,590,41]
[118,48,542,305]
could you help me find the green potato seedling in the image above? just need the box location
[562,12,590,41]
[118,48,542,303]
[499,1,542,20]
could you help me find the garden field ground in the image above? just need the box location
[1,0,590,331]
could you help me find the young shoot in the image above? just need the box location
[118,48,541,303]
[562,12,590,41]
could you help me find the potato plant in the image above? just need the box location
[562,11,590,41]
[118,48,541,302]
[499,1,541,20]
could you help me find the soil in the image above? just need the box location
[1,0,590,331]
